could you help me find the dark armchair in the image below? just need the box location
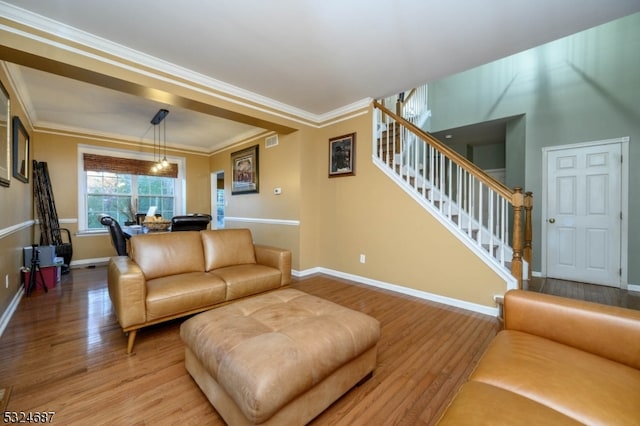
[100,215,131,256]
[170,214,212,232]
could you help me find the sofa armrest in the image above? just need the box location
[504,289,640,369]
[107,256,147,329]
[254,245,292,286]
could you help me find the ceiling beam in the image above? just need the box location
[0,45,298,135]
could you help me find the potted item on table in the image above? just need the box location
[143,215,171,232]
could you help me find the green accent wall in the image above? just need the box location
[428,13,640,285]
[472,143,505,170]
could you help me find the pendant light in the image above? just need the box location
[160,117,169,168]
[150,109,169,173]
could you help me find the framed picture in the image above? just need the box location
[12,116,29,183]
[0,81,9,187]
[231,144,259,195]
[328,132,356,177]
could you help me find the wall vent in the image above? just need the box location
[265,135,279,148]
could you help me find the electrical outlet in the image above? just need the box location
[359,254,366,264]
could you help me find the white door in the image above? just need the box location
[545,142,622,287]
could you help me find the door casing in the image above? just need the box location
[541,137,629,288]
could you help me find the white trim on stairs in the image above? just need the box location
[372,156,520,290]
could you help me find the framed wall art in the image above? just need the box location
[231,144,259,195]
[12,116,30,183]
[0,81,10,187]
[328,132,356,177]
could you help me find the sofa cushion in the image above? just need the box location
[213,264,282,300]
[201,229,256,270]
[470,330,640,425]
[504,289,640,369]
[146,272,226,320]
[131,231,204,280]
[438,381,581,425]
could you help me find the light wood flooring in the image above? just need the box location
[1,267,637,425]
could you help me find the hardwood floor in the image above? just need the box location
[525,277,640,310]
[2,268,637,425]
[0,267,500,425]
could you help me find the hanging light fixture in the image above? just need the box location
[150,122,159,173]
[160,117,169,168]
[150,108,169,173]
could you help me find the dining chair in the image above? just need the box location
[170,214,212,232]
[99,215,130,256]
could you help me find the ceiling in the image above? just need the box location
[2,0,640,153]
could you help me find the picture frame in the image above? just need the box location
[328,132,356,177]
[231,144,259,195]
[0,81,10,187]
[12,116,30,183]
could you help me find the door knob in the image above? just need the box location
[549,218,556,223]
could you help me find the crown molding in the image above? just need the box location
[35,124,211,155]
[0,61,35,127]
[0,2,371,125]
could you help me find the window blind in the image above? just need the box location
[83,153,178,178]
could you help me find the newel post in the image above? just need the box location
[524,192,533,281]
[511,188,524,289]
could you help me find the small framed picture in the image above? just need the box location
[328,133,356,178]
[231,144,259,195]
[12,116,29,183]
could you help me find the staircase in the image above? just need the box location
[373,91,532,288]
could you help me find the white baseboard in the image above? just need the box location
[0,287,24,338]
[293,267,499,317]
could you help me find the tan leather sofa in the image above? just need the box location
[107,228,291,353]
[438,289,640,425]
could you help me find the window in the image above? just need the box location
[78,145,185,232]
[86,172,175,229]
[137,174,175,219]
[216,188,225,228]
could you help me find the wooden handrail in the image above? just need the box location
[374,99,533,288]
[374,100,514,200]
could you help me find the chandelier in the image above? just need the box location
[150,108,169,173]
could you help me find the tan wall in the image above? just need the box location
[0,67,34,315]
[209,132,302,269]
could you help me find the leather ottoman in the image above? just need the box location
[180,288,380,425]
